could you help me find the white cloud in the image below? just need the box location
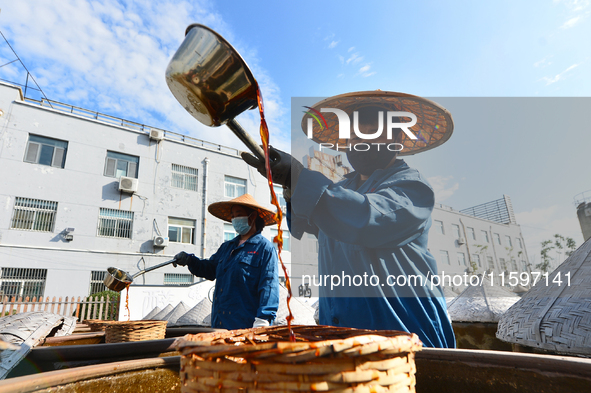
[328,41,339,49]
[427,175,459,202]
[561,15,582,28]
[540,63,581,85]
[348,47,355,52]
[534,55,553,68]
[0,0,286,152]
[346,53,363,64]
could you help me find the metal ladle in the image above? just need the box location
[165,24,266,161]
[103,259,177,292]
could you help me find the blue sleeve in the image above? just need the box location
[286,201,319,240]
[186,247,223,281]
[256,245,279,321]
[291,168,434,248]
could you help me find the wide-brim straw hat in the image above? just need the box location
[208,194,277,226]
[300,91,454,156]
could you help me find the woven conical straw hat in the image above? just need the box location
[300,91,453,156]
[208,193,277,226]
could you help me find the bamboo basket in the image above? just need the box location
[105,320,167,343]
[84,319,113,332]
[176,325,422,393]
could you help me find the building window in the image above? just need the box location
[440,250,450,265]
[516,238,522,249]
[467,227,476,240]
[168,217,195,244]
[451,224,460,239]
[307,233,318,253]
[472,254,481,268]
[224,223,237,242]
[97,208,133,239]
[171,164,198,191]
[481,230,489,243]
[506,236,513,248]
[457,252,466,266]
[164,273,194,286]
[10,197,58,232]
[434,220,444,235]
[224,176,246,198]
[521,260,528,271]
[511,259,518,271]
[487,257,495,270]
[0,268,47,298]
[270,228,290,252]
[24,134,68,168]
[272,184,287,211]
[499,258,507,271]
[104,151,139,178]
[495,233,501,245]
[89,271,108,294]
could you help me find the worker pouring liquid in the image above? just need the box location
[242,92,456,348]
[173,194,279,330]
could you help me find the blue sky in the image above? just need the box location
[1,0,590,263]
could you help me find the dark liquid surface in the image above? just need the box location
[256,87,295,342]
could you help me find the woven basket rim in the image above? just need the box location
[176,325,422,360]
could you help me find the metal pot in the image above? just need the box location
[104,259,176,292]
[165,24,266,161]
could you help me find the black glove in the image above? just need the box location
[241,146,303,189]
[173,251,190,267]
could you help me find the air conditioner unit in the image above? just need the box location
[457,237,466,245]
[153,236,169,247]
[119,176,138,193]
[149,129,164,141]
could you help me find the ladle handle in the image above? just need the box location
[131,259,177,279]
[227,119,266,161]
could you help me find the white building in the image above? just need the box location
[0,81,290,299]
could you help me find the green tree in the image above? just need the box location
[536,234,576,273]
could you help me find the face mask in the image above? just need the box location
[346,146,396,176]
[232,216,252,235]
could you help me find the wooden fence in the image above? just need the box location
[1,295,119,321]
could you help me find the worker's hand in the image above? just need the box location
[252,317,270,328]
[173,251,190,267]
[241,146,303,189]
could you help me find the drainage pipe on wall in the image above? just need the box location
[201,158,209,258]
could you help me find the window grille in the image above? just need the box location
[171,164,198,191]
[11,197,58,232]
[89,271,108,294]
[511,259,518,271]
[500,258,507,271]
[164,273,194,286]
[224,176,246,198]
[0,268,47,298]
[223,223,237,242]
[24,134,68,168]
[97,208,134,239]
[168,217,195,244]
[270,228,290,252]
[104,151,139,178]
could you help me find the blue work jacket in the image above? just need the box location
[186,231,279,330]
[289,159,455,348]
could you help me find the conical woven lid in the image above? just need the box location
[151,304,173,321]
[447,277,519,323]
[142,306,162,320]
[275,285,317,326]
[163,301,190,326]
[497,238,591,356]
[300,91,453,156]
[176,298,213,326]
[208,193,277,226]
